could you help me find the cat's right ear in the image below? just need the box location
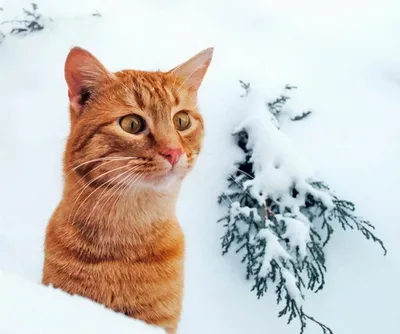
[64,47,110,114]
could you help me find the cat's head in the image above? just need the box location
[64,46,213,190]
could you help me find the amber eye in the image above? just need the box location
[119,115,146,134]
[173,111,191,131]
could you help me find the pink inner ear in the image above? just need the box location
[66,67,85,99]
[170,47,214,91]
[68,88,76,100]
[69,95,82,111]
[64,47,109,102]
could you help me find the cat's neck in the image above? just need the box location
[61,173,180,238]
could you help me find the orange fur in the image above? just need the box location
[42,47,213,333]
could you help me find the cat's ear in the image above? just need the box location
[168,47,214,92]
[64,47,110,113]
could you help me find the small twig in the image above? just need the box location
[291,110,312,121]
[239,80,251,97]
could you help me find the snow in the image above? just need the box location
[0,271,163,334]
[234,89,316,205]
[229,201,261,223]
[281,268,303,305]
[1,0,400,334]
[277,215,310,258]
[257,227,291,277]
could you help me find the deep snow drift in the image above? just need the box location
[0,1,399,333]
[0,271,163,334]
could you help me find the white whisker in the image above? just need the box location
[234,169,254,179]
[107,172,144,225]
[83,166,140,227]
[229,176,253,199]
[72,159,120,183]
[70,156,136,169]
[69,164,130,225]
[219,195,233,207]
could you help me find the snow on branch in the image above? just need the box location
[0,270,164,334]
[218,83,386,334]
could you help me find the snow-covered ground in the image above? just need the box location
[0,0,399,333]
[0,271,163,334]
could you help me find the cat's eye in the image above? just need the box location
[173,111,191,131]
[119,115,146,134]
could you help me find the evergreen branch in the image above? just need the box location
[1,3,44,37]
[218,82,386,334]
[300,308,333,334]
[291,110,312,121]
[310,181,387,255]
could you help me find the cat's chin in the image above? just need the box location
[136,170,185,191]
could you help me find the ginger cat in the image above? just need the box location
[42,46,213,333]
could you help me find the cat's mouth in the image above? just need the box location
[151,165,184,180]
[106,154,189,190]
[137,171,180,190]
[138,161,187,189]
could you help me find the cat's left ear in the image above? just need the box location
[168,47,214,92]
[65,47,111,114]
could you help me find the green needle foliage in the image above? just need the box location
[218,82,386,334]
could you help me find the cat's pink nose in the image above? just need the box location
[159,147,183,166]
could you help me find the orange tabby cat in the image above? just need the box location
[42,46,213,333]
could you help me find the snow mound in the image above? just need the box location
[0,270,164,334]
